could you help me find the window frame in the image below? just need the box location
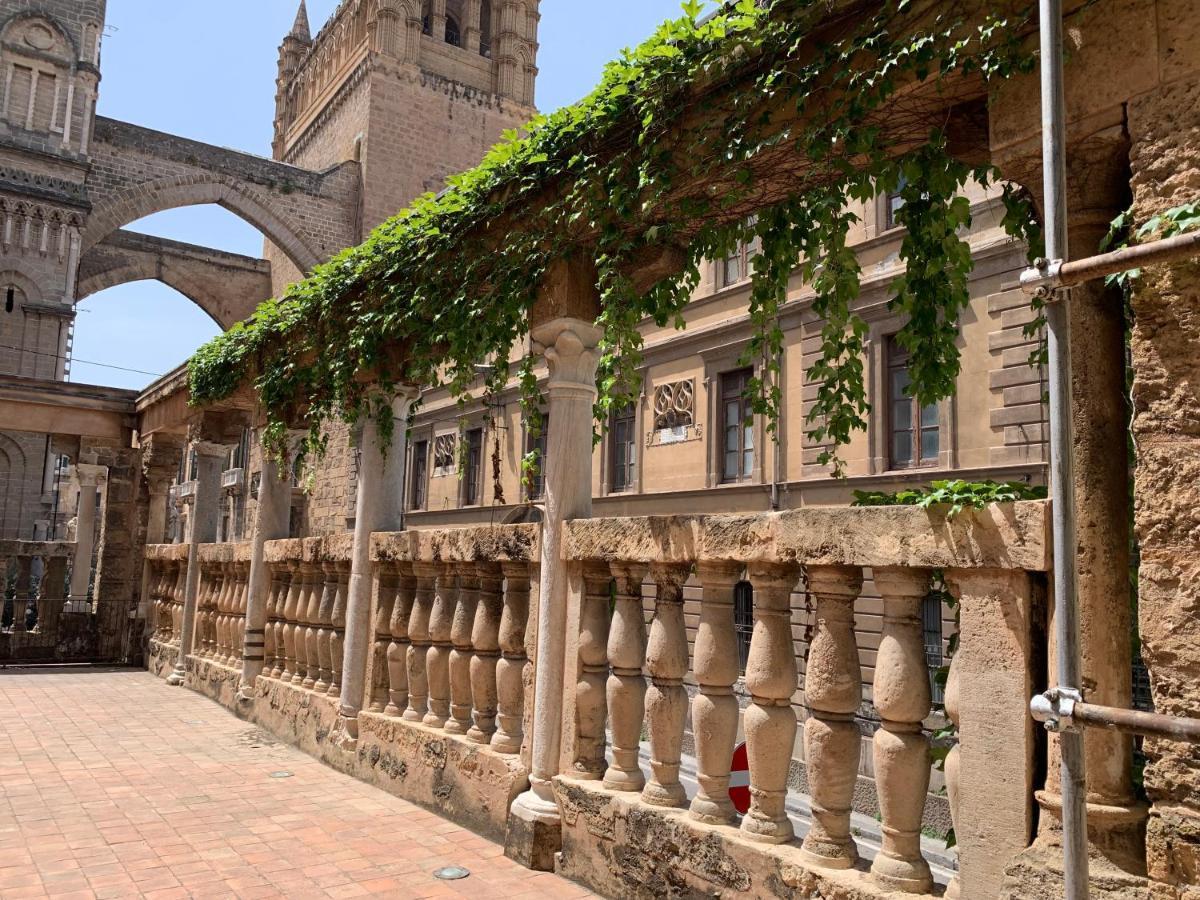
[409,439,429,511]
[719,367,755,484]
[734,580,754,675]
[608,404,637,494]
[885,336,941,471]
[462,426,484,507]
[525,414,548,502]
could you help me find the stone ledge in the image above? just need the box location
[564,501,1050,572]
[196,542,253,564]
[372,524,540,564]
[263,533,354,565]
[554,777,934,900]
[145,544,188,562]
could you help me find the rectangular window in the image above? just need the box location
[885,174,908,230]
[720,368,754,483]
[609,404,636,493]
[719,236,760,288]
[463,428,483,506]
[409,440,428,510]
[887,336,940,469]
[527,415,548,501]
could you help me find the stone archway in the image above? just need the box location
[82,176,321,274]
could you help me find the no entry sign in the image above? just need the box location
[729,741,750,815]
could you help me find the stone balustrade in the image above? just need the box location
[261,534,354,697]
[369,523,539,759]
[145,544,189,676]
[556,502,1050,899]
[192,543,251,668]
[0,541,73,656]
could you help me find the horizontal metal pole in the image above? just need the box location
[1016,228,1200,295]
[1074,701,1200,742]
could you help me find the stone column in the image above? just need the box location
[68,464,105,607]
[239,447,293,701]
[506,315,603,871]
[996,128,1144,881]
[167,442,228,686]
[334,388,418,746]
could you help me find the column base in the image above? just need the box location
[505,783,562,871]
[165,664,186,686]
[1000,791,1152,899]
[332,712,360,752]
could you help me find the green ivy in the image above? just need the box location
[188,0,1042,468]
[851,479,1048,517]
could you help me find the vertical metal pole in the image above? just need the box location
[1039,1,1090,897]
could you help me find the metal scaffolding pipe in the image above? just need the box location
[1020,228,1200,295]
[1036,1,1091,897]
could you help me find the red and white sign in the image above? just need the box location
[729,741,750,815]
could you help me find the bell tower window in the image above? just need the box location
[445,16,461,47]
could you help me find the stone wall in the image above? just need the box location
[1128,68,1200,893]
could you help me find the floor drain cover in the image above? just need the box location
[433,866,470,881]
[269,771,293,779]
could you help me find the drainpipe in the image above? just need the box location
[1036,2,1089,897]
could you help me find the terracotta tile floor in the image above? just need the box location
[0,667,594,899]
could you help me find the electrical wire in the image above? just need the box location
[0,342,163,378]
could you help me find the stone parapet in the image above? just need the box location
[563,501,1051,572]
[371,523,540,564]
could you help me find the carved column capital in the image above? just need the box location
[531,318,604,396]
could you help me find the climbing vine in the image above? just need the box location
[188,0,1043,469]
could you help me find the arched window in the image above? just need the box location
[445,15,461,47]
[421,1,432,35]
[479,0,492,58]
[734,580,754,674]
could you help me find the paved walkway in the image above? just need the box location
[0,668,593,899]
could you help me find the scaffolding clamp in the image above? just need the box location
[1031,686,1083,733]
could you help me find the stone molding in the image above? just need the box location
[563,501,1051,572]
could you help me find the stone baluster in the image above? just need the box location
[467,562,503,744]
[424,565,456,729]
[385,564,415,717]
[405,563,437,722]
[603,561,648,792]
[491,561,530,754]
[447,563,479,735]
[328,561,350,698]
[573,562,612,777]
[12,555,33,633]
[314,561,337,694]
[800,565,864,865]
[294,559,316,686]
[266,562,288,678]
[370,562,399,713]
[280,560,302,682]
[173,560,186,644]
[690,561,743,824]
[740,562,800,843]
[944,638,962,899]
[870,568,935,893]
[302,559,324,690]
[199,563,216,657]
[218,562,233,662]
[643,563,691,807]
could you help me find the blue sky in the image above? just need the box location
[73,0,697,389]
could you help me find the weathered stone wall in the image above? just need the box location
[1129,66,1200,892]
